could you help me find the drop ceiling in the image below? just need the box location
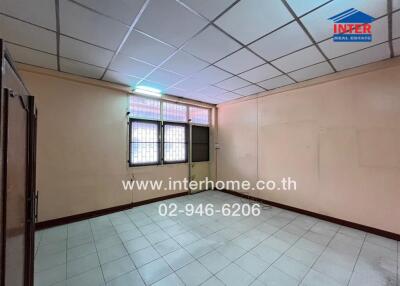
[0,0,399,104]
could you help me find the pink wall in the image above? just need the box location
[217,60,400,234]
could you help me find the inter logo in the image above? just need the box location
[329,8,375,42]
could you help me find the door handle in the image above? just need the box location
[34,191,39,222]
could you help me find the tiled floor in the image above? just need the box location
[34,191,399,286]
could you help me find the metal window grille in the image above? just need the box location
[162,102,187,123]
[130,120,160,165]
[189,106,209,125]
[163,124,187,163]
[130,96,161,120]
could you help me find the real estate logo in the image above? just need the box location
[329,8,375,42]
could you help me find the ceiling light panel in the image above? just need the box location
[258,75,295,90]
[103,70,141,86]
[285,0,331,17]
[234,84,264,96]
[288,61,334,81]
[73,0,146,25]
[180,0,237,20]
[119,30,176,65]
[215,0,293,44]
[215,48,264,74]
[215,76,251,91]
[183,25,241,63]
[271,46,325,73]
[0,14,57,53]
[249,22,312,61]
[7,43,57,70]
[238,63,282,83]
[318,16,389,59]
[60,58,105,79]
[109,54,155,77]
[135,0,208,47]
[60,36,114,68]
[0,0,56,30]
[145,68,184,86]
[160,50,209,76]
[60,0,128,50]
[300,0,387,42]
[331,43,391,71]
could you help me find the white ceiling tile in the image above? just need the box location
[192,66,231,84]
[183,25,241,63]
[215,0,293,44]
[300,0,387,42]
[160,51,209,76]
[249,22,312,61]
[318,17,388,59]
[234,84,264,96]
[197,86,228,96]
[73,0,145,25]
[60,58,105,79]
[60,0,128,50]
[393,11,400,39]
[0,14,57,53]
[60,36,113,68]
[103,70,141,87]
[173,78,209,91]
[164,87,187,97]
[258,75,295,90]
[136,0,208,47]
[238,63,282,83]
[215,76,250,91]
[7,43,57,70]
[145,69,184,86]
[119,30,176,65]
[0,0,56,30]
[288,61,334,81]
[272,46,325,73]
[216,91,243,101]
[331,42,390,71]
[180,0,236,20]
[286,0,331,16]
[394,38,400,56]
[215,49,264,74]
[109,54,155,77]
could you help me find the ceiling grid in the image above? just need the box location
[0,0,398,104]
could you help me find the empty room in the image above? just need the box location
[0,0,399,286]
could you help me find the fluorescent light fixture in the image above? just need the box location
[134,86,162,97]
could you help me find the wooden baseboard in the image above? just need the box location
[35,192,188,230]
[218,189,400,241]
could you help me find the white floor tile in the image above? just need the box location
[138,258,173,285]
[176,260,212,286]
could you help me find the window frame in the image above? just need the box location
[162,121,189,165]
[128,118,161,167]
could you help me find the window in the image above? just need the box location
[189,106,209,125]
[130,96,160,120]
[163,123,187,163]
[129,119,160,166]
[163,102,187,122]
[192,126,209,162]
[128,95,210,166]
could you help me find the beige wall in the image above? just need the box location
[18,66,215,222]
[217,60,400,234]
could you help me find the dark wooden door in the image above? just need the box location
[0,40,36,286]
